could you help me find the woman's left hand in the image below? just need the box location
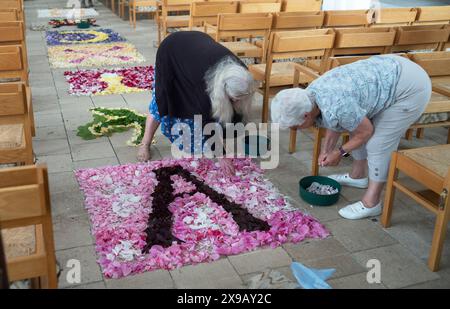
[321,149,342,167]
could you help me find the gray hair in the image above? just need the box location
[205,56,256,124]
[271,88,314,129]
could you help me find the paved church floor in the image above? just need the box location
[23,0,450,288]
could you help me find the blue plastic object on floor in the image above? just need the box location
[290,262,335,289]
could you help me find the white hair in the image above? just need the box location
[271,88,314,129]
[205,56,256,124]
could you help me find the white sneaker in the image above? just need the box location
[338,201,382,220]
[327,173,368,189]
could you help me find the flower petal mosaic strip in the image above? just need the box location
[46,29,126,46]
[64,66,154,96]
[75,158,329,278]
[38,8,99,18]
[48,43,145,68]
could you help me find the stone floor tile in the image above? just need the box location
[228,247,292,275]
[105,270,174,289]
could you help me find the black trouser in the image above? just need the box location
[80,0,94,8]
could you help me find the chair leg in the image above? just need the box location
[342,134,349,144]
[289,128,297,154]
[405,128,414,140]
[129,7,133,25]
[416,128,425,139]
[43,217,58,288]
[261,84,270,123]
[311,127,322,176]
[381,152,399,228]
[30,277,41,289]
[447,128,450,144]
[428,206,450,271]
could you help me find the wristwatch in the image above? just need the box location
[338,146,350,158]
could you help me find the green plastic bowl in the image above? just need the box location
[299,176,341,206]
[244,135,270,157]
[77,21,90,29]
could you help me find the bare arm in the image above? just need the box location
[342,117,374,153]
[321,117,374,167]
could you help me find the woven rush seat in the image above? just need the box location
[416,92,450,124]
[220,41,262,58]
[0,123,24,149]
[2,226,36,259]
[250,62,314,87]
[400,144,450,178]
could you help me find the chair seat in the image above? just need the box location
[416,91,450,124]
[0,123,24,149]
[249,62,313,87]
[2,226,36,259]
[306,59,322,71]
[400,144,450,178]
[221,42,262,58]
[166,15,190,27]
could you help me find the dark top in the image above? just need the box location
[155,31,245,125]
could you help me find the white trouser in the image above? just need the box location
[351,55,432,182]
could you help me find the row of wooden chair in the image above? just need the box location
[0,19,35,166]
[158,2,450,43]
[107,0,322,28]
[0,1,58,289]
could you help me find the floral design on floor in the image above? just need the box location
[48,18,98,28]
[48,43,145,68]
[46,29,126,46]
[75,158,329,278]
[38,8,99,19]
[64,66,154,96]
[77,107,150,146]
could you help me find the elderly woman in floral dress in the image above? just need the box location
[137,31,256,176]
[271,55,431,220]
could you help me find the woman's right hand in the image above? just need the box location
[318,152,328,167]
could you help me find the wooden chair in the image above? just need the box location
[305,27,396,76]
[392,25,450,53]
[415,6,450,25]
[252,10,325,48]
[249,29,335,123]
[0,45,34,137]
[238,1,282,14]
[281,0,322,12]
[0,82,33,166]
[371,7,417,27]
[405,51,450,142]
[0,22,28,83]
[0,164,57,288]
[158,0,192,43]
[1,0,24,21]
[129,0,158,28]
[382,145,450,272]
[323,10,371,28]
[0,232,9,288]
[206,12,273,61]
[181,1,238,32]
[0,9,21,22]
[272,10,324,30]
